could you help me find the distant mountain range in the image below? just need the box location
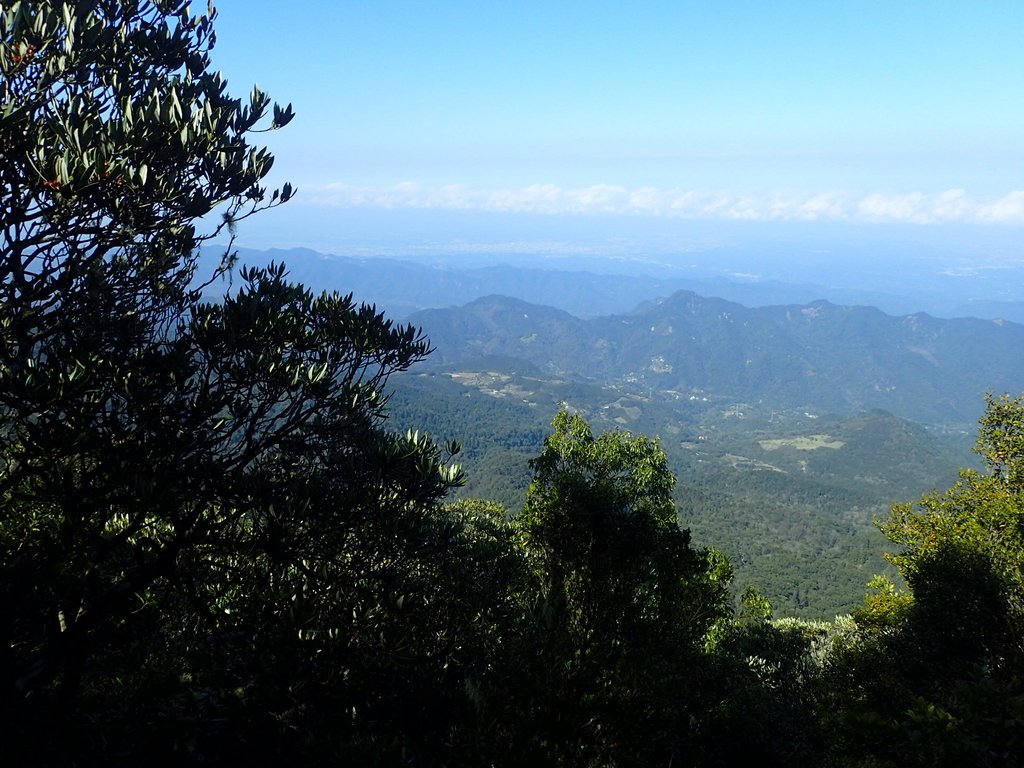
[208,246,1024,323]
[410,292,1024,427]
[202,246,1024,426]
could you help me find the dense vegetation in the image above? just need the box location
[3,3,1024,765]
[387,367,967,617]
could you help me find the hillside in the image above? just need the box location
[411,292,1024,427]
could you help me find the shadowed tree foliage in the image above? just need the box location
[0,2,470,763]
[820,393,1024,767]
[509,410,732,767]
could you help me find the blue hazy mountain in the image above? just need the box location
[206,246,1024,324]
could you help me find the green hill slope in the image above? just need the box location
[411,292,1024,427]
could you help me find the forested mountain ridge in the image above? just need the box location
[411,291,1024,426]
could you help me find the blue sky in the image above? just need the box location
[209,1,1024,255]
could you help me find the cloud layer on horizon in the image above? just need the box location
[307,183,1024,225]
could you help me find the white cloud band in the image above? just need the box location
[308,183,1024,225]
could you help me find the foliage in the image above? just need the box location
[509,410,732,767]
[977,392,1024,490]
[819,392,1024,767]
[0,2,468,763]
[520,411,728,654]
[702,610,832,767]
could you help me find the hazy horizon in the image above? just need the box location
[210,1,1024,309]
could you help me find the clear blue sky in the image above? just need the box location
[208,1,1024,253]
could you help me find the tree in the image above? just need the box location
[513,410,731,766]
[819,393,1024,767]
[977,391,1024,490]
[879,392,1024,661]
[0,3,464,761]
